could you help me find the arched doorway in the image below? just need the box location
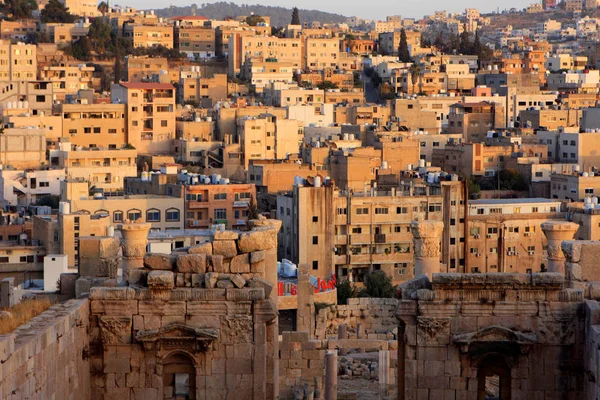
[476,354,511,400]
[162,351,197,400]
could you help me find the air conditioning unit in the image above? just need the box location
[474,234,480,239]
[524,232,531,237]
[507,251,514,256]
[486,234,492,239]
[528,251,534,256]
[476,253,482,257]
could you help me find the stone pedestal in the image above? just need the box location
[119,223,151,283]
[541,221,579,275]
[410,220,444,279]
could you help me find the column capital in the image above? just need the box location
[410,220,444,258]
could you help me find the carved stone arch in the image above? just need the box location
[161,350,197,400]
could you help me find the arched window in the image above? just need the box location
[146,208,161,222]
[113,210,123,223]
[94,209,109,218]
[166,208,180,222]
[162,351,196,400]
[127,209,141,222]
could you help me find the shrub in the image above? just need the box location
[336,279,359,305]
[360,270,395,298]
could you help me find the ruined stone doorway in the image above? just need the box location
[162,352,197,400]
[477,354,511,400]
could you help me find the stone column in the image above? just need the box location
[338,324,347,356]
[325,350,338,400]
[541,221,579,275]
[410,220,444,279]
[0,277,14,308]
[296,263,315,336]
[119,223,151,283]
[378,349,390,398]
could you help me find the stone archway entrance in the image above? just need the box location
[476,354,512,400]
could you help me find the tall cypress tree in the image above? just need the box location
[459,23,471,54]
[291,7,300,25]
[473,30,482,57]
[113,43,122,84]
[398,28,411,62]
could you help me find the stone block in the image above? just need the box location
[192,274,205,288]
[246,277,274,298]
[59,273,78,297]
[216,279,234,289]
[209,255,229,273]
[251,260,265,274]
[138,301,186,316]
[79,236,121,259]
[90,287,136,300]
[190,289,226,301]
[231,274,246,288]
[212,240,238,258]
[250,250,266,263]
[230,254,250,273]
[99,316,133,345]
[237,228,278,252]
[188,242,213,255]
[143,254,175,270]
[147,271,174,290]
[205,272,219,289]
[214,230,239,240]
[176,254,207,273]
[105,358,131,374]
[225,287,265,301]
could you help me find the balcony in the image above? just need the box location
[334,235,347,245]
[349,254,370,264]
[188,200,209,209]
[374,234,386,244]
[334,254,348,265]
[371,253,401,263]
[187,218,211,228]
[349,234,371,244]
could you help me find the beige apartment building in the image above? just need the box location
[123,24,173,49]
[466,198,563,274]
[263,86,324,107]
[38,64,95,101]
[241,58,295,92]
[238,114,302,169]
[41,22,89,47]
[447,102,505,143]
[277,179,466,284]
[124,172,255,230]
[111,82,176,155]
[0,128,46,170]
[62,0,99,17]
[179,71,228,107]
[216,104,287,142]
[124,56,170,82]
[378,30,420,56]
[518,108,582,130]
[56,103,127,149]
[551,171,600,201]
[538,129,600,168]
[304,37,341,71]
[56,146,137,193]
[174,26,216,59]
[431,142,521,178]
[0,81,54,116]
[215,26,254,57]
[0,41,36,81]
[61,180,184,232]
[0,20,36,42]
[227,35,302,77]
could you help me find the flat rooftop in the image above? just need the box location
[470,198,561,205]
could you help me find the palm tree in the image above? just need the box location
[408,62,422,94]
[97,1,108,15]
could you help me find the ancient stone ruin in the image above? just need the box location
[4,219,600,399]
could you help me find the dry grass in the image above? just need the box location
[0,299,52,334]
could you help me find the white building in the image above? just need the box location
[0,168,66,206]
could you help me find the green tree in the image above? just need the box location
[449,29,460,52]
[40,0,76,23]
[316,80,338,90]
[97,1,108,15]
[71,36,92,60]
[291,7,300,25]
[36,195,60,209]
[398,28,411,62]
[113,43,123,83]
[245,14,265,26]
[246,196,259,220]
[2,0,37,19]
[336,279,359,305]
[473,30,482,58]
[88,18,112,53]
[360,270,395,298]
[467,178,481,199]
[459,24,471,54]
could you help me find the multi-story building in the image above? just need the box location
[240,58,295,92]
[55,103,127,149]
[378,30,420,56]
[123,23,173,49]
[227,35,302,77]
[38,64,95,101]
[0,41,36,81]
[277,178,466,284]
[466,198,563,274]
[41,22,90,47]
[62,0,100,17]
[238,114,302,169]
[0,128,46,170]
[0,169,65,206]
[124,56,170,82]
[110,82,176,155]
[447,102,505,142]
[550,171,600,201]
[304,37,341,71]
[0,81,54,116]
[174,25,216,59]
[179,70,227,107]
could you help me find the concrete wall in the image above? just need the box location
[0,299,91,399]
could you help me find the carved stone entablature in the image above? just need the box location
[417,317,450,345]
[453,325,537,355]
[135,323,219,352]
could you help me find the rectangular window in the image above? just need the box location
[312,236,318,245]
[312,216,318,222]
[214,193,227,200]
[214,209,226,219]
[356,208,369,215]
[396,207,408,214]
[312,260,319,270]
[375,208,388,215]
[147,210,160,222]
[166,210,180,222]
[487,227,498,234]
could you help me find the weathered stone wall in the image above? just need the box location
[0,299,91,399]
[86,221,281,400]
[397,273,585,400]
[584,300,600,399]
[315,298,399,340]
[279,331,326,399]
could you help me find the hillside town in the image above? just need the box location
[3,0,600,399]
